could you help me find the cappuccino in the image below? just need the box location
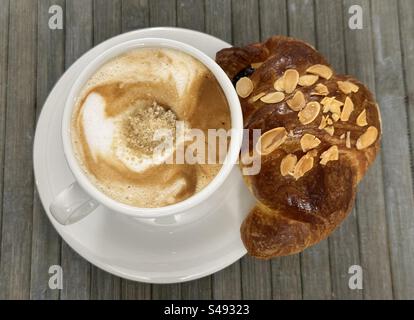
[71,48,231,208]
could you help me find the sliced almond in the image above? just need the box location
[280,154,297,176]
[251,62,263,69]
[320,145,339,165]
[306,64,333,79]
[249,92,266,103]
[260,91,285,104]
[236,77,253,98]
[256,127,287,155]
[340,133,345,139]
[298,101,321,125]
[324,126,334,136]
[356,126,378,150]
[337,81,359,94]
[327,117,333,125]
[300,133,321,152]
[311,83,329,96]
[346,131,351,148]
[283,69,300,94]
[322,97,343,114]
[332,113,340,122]
[340,97,354,121]
[287,91,306,111]
[356,109,368,126]
[293,152,315,180]
[319,115,328,129]
[274,77,285,91]
[298,75,319,87]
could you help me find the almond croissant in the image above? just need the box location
[216,36,381,258]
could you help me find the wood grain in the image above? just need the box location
[30,0,65,300]
[259,0,288,39]
[177,0,205,32]
[315,0,362,300]
[0,0,37,300]
[60,0,93,300]
[370,0,414,299]
[205,0,232,42]
[0,0,9,297]
[398,0,414,190]
[149,0,176,26]
[342,0,392,300]
[121,0,149,32]
[287,0,332,300]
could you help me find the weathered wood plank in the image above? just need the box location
[205,0,231,42]
[149,0,176,27]
[121,0,149,32]
[271,255,302,299]
[258,0,303,300]
[30,0,65,300]
[259,0,288,39]
[315,0,362,300]
[0,0,37,300]
[91,268,121,300]
[212,263,242,300]
[60,0,93,300]
[121,280,151,300]
[181,277,212,300]
[232,0,260,46]
[287,0,332,300]
[231,0,272,300]
[89,0,123,300]
[0,0,9,297]
[399,0,414,191]
[93,0,122,44]
[342,0,392,300]
[177,0,204,32]
[370,0,414,299]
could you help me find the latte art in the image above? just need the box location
[71,48,231,207]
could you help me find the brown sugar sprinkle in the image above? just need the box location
[123,102,177,154]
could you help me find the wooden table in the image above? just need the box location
[0,0,413,300]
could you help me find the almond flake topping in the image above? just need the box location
[298,102,321,125]
[356,126,378,150]
[340,97,354,121]
[287,91,306,111]
[300,134,321,152]
[280,154,297,176]
[356,109,368,126]
[256,127,287,155]
[320,146,339,165]
[337,81,359,94]
[260,91,285,104]
[306,64,333,80]
[236,77,253,98]
[298,75,319,87]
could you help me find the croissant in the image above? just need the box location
[216,36,381,259]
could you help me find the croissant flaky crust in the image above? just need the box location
[216,36,382,259]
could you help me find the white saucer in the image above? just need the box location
[33,27,256,284]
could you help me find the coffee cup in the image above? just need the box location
[50,37,243,226]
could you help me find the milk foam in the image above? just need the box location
[71,47,231,208]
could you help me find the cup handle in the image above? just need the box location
[50,182,99,225]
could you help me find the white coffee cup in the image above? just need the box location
[50,38,243,226]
